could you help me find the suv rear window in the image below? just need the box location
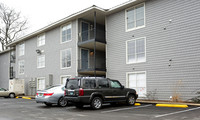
[66,79,80,89]
[84,79,96,88]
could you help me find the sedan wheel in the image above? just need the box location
[58,97,68,107]
[91,97,102,110]
[9,93,15,98]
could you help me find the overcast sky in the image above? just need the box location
[1,0,128,34]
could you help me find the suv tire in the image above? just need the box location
[91,97,102,110]
[126,94,136,106]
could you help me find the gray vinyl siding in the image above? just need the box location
[0,52,9,89]
[15,20,77,95]
[106,0,200,100]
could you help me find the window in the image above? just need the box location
[84,79,96,89]
[19,43,25,56]
[98,79,109,88]
[37,34,45,46]
[127,72,146,97]
[18,60,25,75]
[61,49,71,68]
[60,75,71,85]
[126,37,146,64]
[61,24,72,43]
[110,81,121,88]
[37,55,45,68]
[126,3,145,31]
[37,78,45,90]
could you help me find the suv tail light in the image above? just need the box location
[64,89,66,96]
[36,93,38,96]
[43,93,54,96]
[79,88,84,96]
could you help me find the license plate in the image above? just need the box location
[68,90,74,95]
[39,93,43,96]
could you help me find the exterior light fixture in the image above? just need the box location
[36,49,41,54]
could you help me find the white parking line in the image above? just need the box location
[101,104,152,113]
[155,107,200,118]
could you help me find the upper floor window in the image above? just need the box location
[18,60,25,75]
[37,55,45,68]
[126,37,146,64]
[126,3,145,31]
[37,34,45,47]
[61,24,72,43]
[19,43,25,56]
[61,49,71,69]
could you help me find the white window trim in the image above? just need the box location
[125,2,146,32]
[37,77,45,90]
[60,48,72,69]
[37,33,45,47]
[60,23,72,44]
[126,37,146,64]
[19,42,25,56]
[126,71,147,97]
[18,60,25,75]
[37,55,45,68]
[60,75,71,85]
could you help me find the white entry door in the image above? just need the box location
[37,78,45,90]
[128,72,146,97]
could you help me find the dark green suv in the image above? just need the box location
[64,77,138,110]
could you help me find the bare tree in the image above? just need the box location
[0,3,28,51]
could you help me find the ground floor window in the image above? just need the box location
[127,71,146,97]
[37,78,45,90]
[60,75,71,85]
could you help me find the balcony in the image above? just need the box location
[78,29,106,51]
[78,58,106,76]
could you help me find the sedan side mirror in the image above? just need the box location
[121,85,124,89]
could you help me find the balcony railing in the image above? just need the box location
[78,29,105,43]
[78,58,106,71]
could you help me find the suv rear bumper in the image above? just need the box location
[64,96,90,104]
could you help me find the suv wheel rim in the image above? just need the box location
[129,96,135,105]
[94,99,101,109]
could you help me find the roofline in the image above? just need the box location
[0,48,13,55]
[108,0,137,12]
[7,5,106,47]
[7,0,141,47]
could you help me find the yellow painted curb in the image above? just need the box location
[22,97,31,99]
[156,104,188,108]
[135,103,141,106]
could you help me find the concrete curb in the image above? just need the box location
[156,104,188,108]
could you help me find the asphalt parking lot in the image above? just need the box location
[0,98,200,120]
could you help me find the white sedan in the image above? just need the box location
[0,88,17,98]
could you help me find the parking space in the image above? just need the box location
[1,98,200,120]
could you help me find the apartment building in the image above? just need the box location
[0,49,10,89]
[0,0,200,100]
